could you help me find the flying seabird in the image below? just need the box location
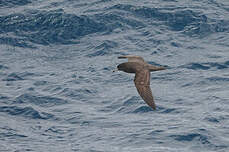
[114,55,166,110]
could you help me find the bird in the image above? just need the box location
[114,55,166,110]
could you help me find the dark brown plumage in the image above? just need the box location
[115,55,165,110]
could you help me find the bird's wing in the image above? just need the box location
[118,55,145,63]
[134,69,156,109]
[147,64,166,72]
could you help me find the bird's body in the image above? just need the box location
[115,55,165,110]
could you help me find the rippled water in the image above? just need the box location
[0,0,229,151]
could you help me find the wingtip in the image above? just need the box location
[152,106,156,110]
[148,66,166,72]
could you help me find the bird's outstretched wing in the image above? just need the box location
[134,69,156,110]
[147,64,166,72]
[118,55,144,63]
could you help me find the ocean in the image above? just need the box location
[0,0,229,151]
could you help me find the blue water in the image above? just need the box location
[0,0,229,151]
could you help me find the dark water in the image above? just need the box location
[0,0,229,151]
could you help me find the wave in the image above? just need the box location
[1,4,228,48]
[169,132,209,144]
[2,72,40,81]
[107,96,179,114]
[0,106,53,119]
[0,0,31,8]
[0,64,9,70]
[59,87,97,101]
[0,9,106,47]
[110,4,229,36]
[168,129,228,150]
[86,40,118,57]
[180,61,229,70]
[14,93,68,107]
[2,73,24,81]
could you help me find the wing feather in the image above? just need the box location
[134,69,156,109]
[118,55,144,63]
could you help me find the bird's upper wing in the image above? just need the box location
[118,55,145,63]
[147,64,166,72]
[134,69,156,109]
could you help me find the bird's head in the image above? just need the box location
[113,62,137,73]
[113,63,125,72]
[117,63,126,71]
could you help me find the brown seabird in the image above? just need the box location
[114,55,166,110]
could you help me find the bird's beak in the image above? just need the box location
[113,68,118,72]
